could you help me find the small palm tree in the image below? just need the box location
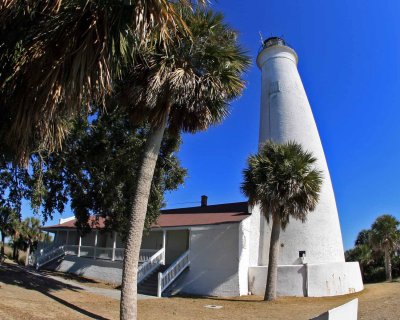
[370,214,400,281]
[118,7,249,319]
[0,206,18,256]
[19,217,43,266]
[241,141,323,301]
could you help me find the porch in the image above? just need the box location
[49,228,189,263]
[36,228,191,297]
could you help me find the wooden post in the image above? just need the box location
[162,230,167,264]
[93,230,98,260]
[112,232,117,261]
[77,235,82,257]
[66,230,70,246]
[157,272,163,298]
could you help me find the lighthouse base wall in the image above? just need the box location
[248,262,363,297]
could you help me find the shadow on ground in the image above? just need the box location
[0,262,110,319]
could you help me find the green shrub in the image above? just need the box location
[364,266,386,283]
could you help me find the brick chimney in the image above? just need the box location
[201,195,208,207]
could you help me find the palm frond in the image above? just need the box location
[120,5,250,134]
[241,141,323,229]
[0,0,205,164]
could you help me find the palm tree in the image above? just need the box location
[370,214,400,281]
[19,217,43,266]
[241,141,323,301]
[0,0,204,163]
[346,243,373,281]
[0,206,18,255]
[355,229,372,246]
[118,7,249,319]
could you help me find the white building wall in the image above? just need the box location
[248,262,363,297]
[54,255,123,285]
[174,223,241,297]
[238,218,250,295]
[257,43,345,265]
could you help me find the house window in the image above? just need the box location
[299,250,306,258]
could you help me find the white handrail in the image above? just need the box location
[34,245,65,269]
[137,248,165,284]
[157,250,190,297]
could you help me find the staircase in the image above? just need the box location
[138,264,169,296]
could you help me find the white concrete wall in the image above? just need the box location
[238,206,264,295]
[307,262,363,297]
[248,262,363,297]
[238,218,250,295]
[256,43,345,265]
[249,265,306,296]
[174,223,241,297]
[311,298,358,320]
[53,255,123,285]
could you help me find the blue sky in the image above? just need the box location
[31,1,400,250]
[163,0,400,249]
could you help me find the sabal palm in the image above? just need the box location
[0,206,18,255]
[118,7,249,320]
[20,216,42,266]
[0,0,203,163]
[370,214,400,281]
[241,141,322,301]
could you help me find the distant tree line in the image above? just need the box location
[345,214,400,282]
[0,213,50,266]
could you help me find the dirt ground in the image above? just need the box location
[0,261,399,320]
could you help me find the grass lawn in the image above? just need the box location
[0,261,399,319]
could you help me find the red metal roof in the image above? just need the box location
[42,201,250,230]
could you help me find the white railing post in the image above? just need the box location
[158,250,190,296]
[112,232,117,261]
[157,272,162,298]
[78,236,82,257]
[93,231,98,260]
[162,230,167,264]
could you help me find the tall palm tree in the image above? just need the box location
[0,0,204,163]
[118,7,249,319]
[241,141,323,301]
[19,216,43,266]
[370,214,400,281]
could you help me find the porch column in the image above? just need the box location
[77,235,82,257]
[66,230,70,246]
[162,230,167,264]
[93,230,98,260]
[112,231,117,261]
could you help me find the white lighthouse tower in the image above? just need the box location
[248,37,363,297]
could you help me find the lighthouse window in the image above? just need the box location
[299,251,306,258]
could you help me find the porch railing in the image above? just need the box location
[32,243,157,269]
[137,248,165,284]
[157,250,190,297]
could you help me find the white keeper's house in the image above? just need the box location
[36,37,363,298]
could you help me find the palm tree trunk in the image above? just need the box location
[120,113,169,320]
[264,214,281,301]
[384,248,392,281]
[25,243,30,266]
[1,231,5,256]
[12,234,17,260]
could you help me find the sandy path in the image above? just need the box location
[0,262,399,319]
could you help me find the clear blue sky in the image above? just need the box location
[31,1,400,250]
